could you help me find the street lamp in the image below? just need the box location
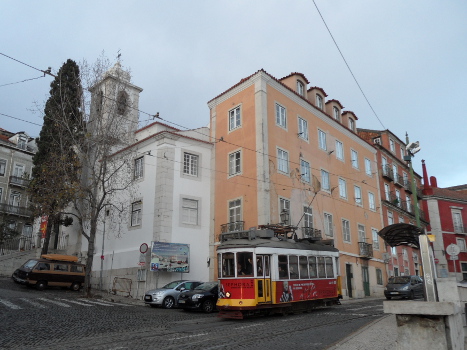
[404,134,436,301]
[280,209,290,225]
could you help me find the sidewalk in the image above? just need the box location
[326,313,397,350]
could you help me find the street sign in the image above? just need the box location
[446,244,461,256]
[138,262,146,266]
[434,258,439,264]
[450,256,459,261]
[140,243,149,254]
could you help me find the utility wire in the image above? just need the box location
[312,0,386,129]
[0,52,56,78]
[0,112,43,127]
[0,75,45,88]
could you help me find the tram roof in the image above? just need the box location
[217,237,338,253]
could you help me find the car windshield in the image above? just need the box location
[194,282,217,291]
[23,260,38,269]
[162,281,183,289]
[389,276,410,284]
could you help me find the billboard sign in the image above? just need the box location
[150,242,189,273]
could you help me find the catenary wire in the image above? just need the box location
[312,0,386,130]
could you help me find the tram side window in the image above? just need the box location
[237,252,253,276]
[325,257,334,278]
[308,257,317,278]
[278,255,289,279]
[222,253,235,277]
[299,256,309,279]
[317,257,326,278]
[289,255,299,279]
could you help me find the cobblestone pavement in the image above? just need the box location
[0,277,386,350]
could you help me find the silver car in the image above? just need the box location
[144,280,202,309]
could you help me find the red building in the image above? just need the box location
[421,161,467,280]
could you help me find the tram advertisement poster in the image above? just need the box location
[219,279,255,299]
[277,280,337,303]
[150,242,189,273]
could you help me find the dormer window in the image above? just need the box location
[348,118,355,131]
[17,134,27,150]
[333,107,340,121]
[297,81,305,96]
[316,94,323,110]
[389,139,395,153]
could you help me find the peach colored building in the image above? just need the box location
[358,129,427,278]
[208,70,386,298]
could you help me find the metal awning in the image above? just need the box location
[377,223,423,249]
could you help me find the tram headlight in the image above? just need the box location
[192,294,203,300]
[225,291,231,298]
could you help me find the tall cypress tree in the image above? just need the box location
[29,59,83,254]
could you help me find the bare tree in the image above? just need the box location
[35,55,140,296]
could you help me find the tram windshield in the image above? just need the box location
[237,252,253,276]
[221,253,235,277]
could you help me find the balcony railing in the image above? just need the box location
[9,176,30,188]
[382,165,394,181]
[387,193,402,208]
[359,242,373,259]
[454,226,467,234]
[0,203,32,217]
[220,221,245,233]
[302,227,322,240]
[416,187,423,198]
[394,174,404,187]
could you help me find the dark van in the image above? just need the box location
[11,254,85,291]
[384,275,424,300]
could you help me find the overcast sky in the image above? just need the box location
[1,1,465,188]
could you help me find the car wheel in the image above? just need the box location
[385,296,391,300]
[202,300,215,313]
[36,281,47,291]
[71,282,81,291]
[162,296,175,309]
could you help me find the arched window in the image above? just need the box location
[117,91,128,115]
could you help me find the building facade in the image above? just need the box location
[422,161,467,280]
[0,128,36,246]
[358,129,426,278]
[208,70,387,298]
[64,64,213,297]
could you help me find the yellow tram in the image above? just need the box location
[216,227,342,319]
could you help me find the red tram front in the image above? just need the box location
[216,228,342,319]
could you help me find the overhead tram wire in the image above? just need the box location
[0,52,56,78]
[0,75,45,88]
[312,0,386,130]
[0,112,43,127]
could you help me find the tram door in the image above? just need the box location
[256,255,271,303]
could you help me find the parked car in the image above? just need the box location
[11,254,85,291]
[384,275,424,300]
[144,280,202,309]
[177,282,218,313]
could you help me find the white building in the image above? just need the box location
[66,64,213,298]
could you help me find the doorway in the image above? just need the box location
[346,264,353,298]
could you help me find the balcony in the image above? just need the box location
[359,242,373,259]
[302,227,322,241]
[9,176,30,188]
[382,165,394,181]
[220,221,244,233]
[0,203,32,218]
[394,174,404,187]
[454,226,467,234]
[387,193,402,209]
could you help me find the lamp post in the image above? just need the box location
[405,133,437,301]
